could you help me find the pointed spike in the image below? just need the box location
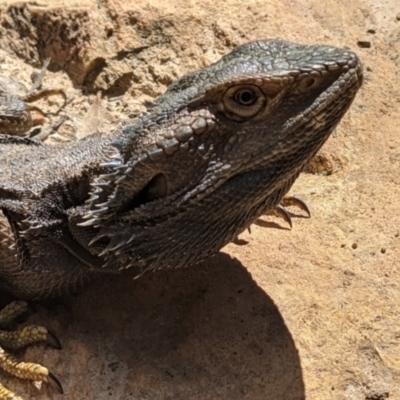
[94,182,110,189]
[133,269,147,280]
[77,218,103,227]
[116,175,127,184]
[114,166,132,175]
[89,231,109,246]
[93,207,112,216]
[101,258,122,271]
[100,172,120,180]
[89,194,99,202]
[101,161,122,168]
[99,235,127,256]
[94,202,108,208]
[101,259,111,269]
[85,201,95,208]
[126,233,136,245]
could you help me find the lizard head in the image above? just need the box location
[83,39,363,273]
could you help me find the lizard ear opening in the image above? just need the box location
[122,173,168,212]
[144,173,168,201]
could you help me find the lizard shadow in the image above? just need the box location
[19,252,305,400]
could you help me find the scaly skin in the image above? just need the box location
[0,39,362,398]
[83,40,363,274]
[0,39,363,299]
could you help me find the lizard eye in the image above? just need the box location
[234,88,257,105]
[223,85,266,120]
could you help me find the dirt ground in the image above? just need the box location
[0,0,399,399]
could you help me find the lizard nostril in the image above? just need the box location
[301,77,315,88]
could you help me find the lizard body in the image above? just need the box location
[0,39,362,398]
[1,40,362,299]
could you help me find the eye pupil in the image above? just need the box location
[235,89,256,105]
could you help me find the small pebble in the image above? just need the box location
[357,39,371,48]
[351,243,358,249]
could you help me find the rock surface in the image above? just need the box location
[0,0,399,399]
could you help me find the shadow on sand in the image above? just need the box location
[5,252,305,400]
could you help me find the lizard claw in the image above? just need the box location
[268,205,293,228]
[265,195,311,229]
[46,329,62,350]
[232,195,311,245]
[279,195,311,218]
[48,371,64,394]
[0,301,63,398]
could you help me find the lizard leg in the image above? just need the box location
[0,301,63,399]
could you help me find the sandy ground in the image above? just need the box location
[0,0,399,399]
